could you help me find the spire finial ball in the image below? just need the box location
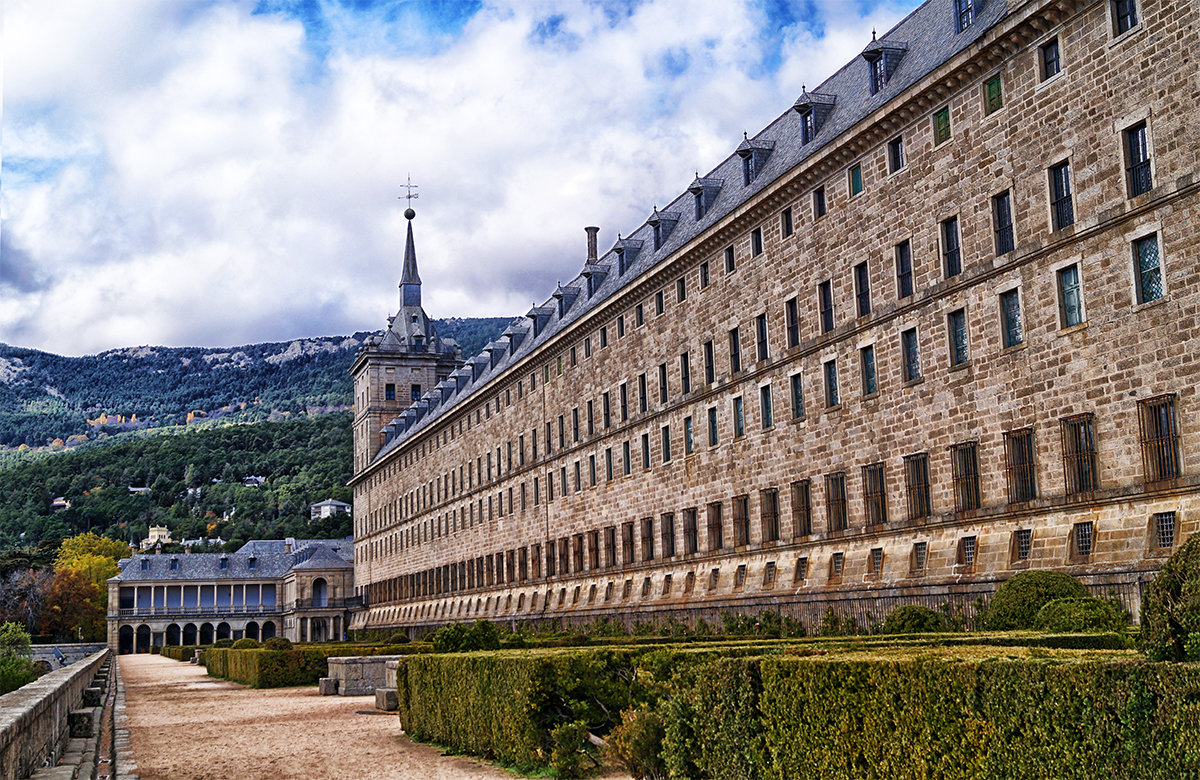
[404,208,416,220]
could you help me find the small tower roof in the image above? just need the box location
[400,210,422,287]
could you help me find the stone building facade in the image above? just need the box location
[349,0,1200,633]
[107,538,356,652]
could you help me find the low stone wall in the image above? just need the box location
[325,656,403,697]
[0,649,109,780]
[30,644,107,669]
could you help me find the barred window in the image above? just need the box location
[791,479,813,538]
[763,561,777,587]
[1004,428,1037,503]
[709,568,720,590]
[950,441,981,512]
[1133,234,1163,304]
[1061,413,1099,494]
[1072,521,1094,558]
[1014,528,1033,561]
[707,502,724,550]
[1000,288,1023,348]
[831,552,845,578]
[733,495,750,547]
[904,452,932,521]
[869,547,884,575]
[683,508,698,554]
[1125,122,1152,198]
[826,472,848,532]
[734,565,747,588]
[761,488,780,543]
[863,462,888,526]
[912,541,928,571]
[958,536,977,566]
[662,513,676,558]
[794,557,809,583]
[1050,160,1074,230]
[641,517,654,562]
[1139,394,1181,482]
[1154,512,1176,549]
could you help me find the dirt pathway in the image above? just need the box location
[119,654,520,780]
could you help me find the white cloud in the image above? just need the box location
[1,0,918,355]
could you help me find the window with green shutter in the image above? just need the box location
[933,106,951,145]
[984,75,1003,114]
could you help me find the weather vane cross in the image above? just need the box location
[399,175,419,208]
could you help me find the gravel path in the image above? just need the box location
[119,654,519,780]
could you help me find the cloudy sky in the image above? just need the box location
[2,0,920,356]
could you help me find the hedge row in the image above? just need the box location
[396,643,1200,778]
[206,643,430,688]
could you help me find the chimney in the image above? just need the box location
[585,226,599,262]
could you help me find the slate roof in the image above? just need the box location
[370,0,1007,464]
[111,537,354,582]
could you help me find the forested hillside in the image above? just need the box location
[0,317,509,448]
[0,413,354,553]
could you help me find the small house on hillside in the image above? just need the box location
[310,499,351,520]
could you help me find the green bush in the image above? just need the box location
[816,608,859,636]
[1034,598,1129,633]
[213,639,234,648]
[1142,534,1200,661]
[607,707,666,780]
[981,570,1090,630]
[207,644,428,687]
[430,620,501,653]
[263,637,293,651]
[0,622,38,694]
[881,604,954,634]
[231,638,260,649]
[386,632,410,645]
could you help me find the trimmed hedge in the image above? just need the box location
[1142,534,1200,661]
[981,570,1090,630]
[1035,598,1129,634]
[206,643,431,688]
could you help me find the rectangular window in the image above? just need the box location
[683,508,698,554]
[933,106,951,145]
[622,522,635,564]
[640,433,649,469]
[958,536,977,567]
[854,261,871,317]
[1050,160,1074,230]
[1057,263,1084,327]
[781,207,794,238]
[895,240,913,299]
[602,392,611,428]
[785,297,799,347]
[655,290,665,316]
[869,547,884,576]
[819,279,834,334]
[604,528,616,567]
[1114,0,1139,35]
[1139,394,1181,482]
[1155,511,1176,549]
[1072,521,1094,558]
[589,455,597,487]
[984,74,1003,114]
[572,408,580,442]
[623,440,632,476]
[661,513,676,558]
[638,373,647,413]
[1000,288,1023,348]
[791,480,812,537]
[684,416,694,455]
[826,472,847,532]
[823,359,839,407]
[860,345,877,396]
[729,328,742,373]
[903,452,931,521]
[1061,413,1099,494]
[790,373,805,419]
[954,0,973,32]
[812,186,826,218]
[761,488,780,543]
[605,447,613,481]
[751,227,763,256]
[661,426,671,463]
[941,217,961,278]
[707,407,719,446]
[863,462,888,526]
[600,327,608,347]
[1126,122,1152,197]
[755,314,768,361]
[1004,427,1038,503]
[733,495,750,546]
[641,517,654,562]
[948,308,969,367]
[384,383,395,401]
[704,341,715,384]
[1134,234,1163,304]
[901,328,921,382]
[848,164,863,197]
[620,382,628,421]
[869,55,887,94]
[794,557,809,583]
[680,352,691,394]
[992,190,1014,255]
[760,384,773,428]
[725,245,736,274]
[950,441,981,512]
[707,503,724,550]
[1014,528,1033,561]
[733,396,745,438]
[586,400,595,436]
[1040,38,1061,81]
[699,261,710,289]
[912,541,928,571]
[657,363,668,404]
[585,337,592,358]
[887,136,905,173]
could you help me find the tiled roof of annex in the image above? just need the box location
[111,537,354,583]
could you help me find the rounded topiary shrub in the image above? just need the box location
[880,604,952,634]
[386,631,410,645]
[1033,597,1128,633]
[1141,534,1200,661]
[231,638,261,649]
[262,637,293,651]
[980,570,1090,630]
[213,639,234,648]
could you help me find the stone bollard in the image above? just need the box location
[318,677,339,696]
[82,687,103,707]
[374,688,398,711]
[69,709,95,738]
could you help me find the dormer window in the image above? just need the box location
[613,237,642,275]
[793,88,836,146]
[742,155,755,186]
[219,556,228,570]
[689,177,722,222]
[870,56,886,94]
[169,557,178,571]
[954,0,973,33]
[800,111,815,143]
[862,34,907,96]
[140,558,149,571]
[248,556,257,570]
[736,133,774,187]
[652,222,663,250]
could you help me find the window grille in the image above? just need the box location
[1134,235,1163,304]
[1126,122,1152,197]
[1072,521,1094,558]
[707,502,724,550]
[791,480,813,537]
[761,489,780,542]
[826,472,848,532]
[794,557,809,583]
[870,547,884,574]
[831,552,845,578]
[1014,528,1033,560]
[1061,413,1099,493]
[950,441,981,512]
[1000,289,1023,348]
[734,565,746,588]
[895,240,913,299]
[683,508,698,554]
[1004,428,1037,503]
[904,452,931,520]
[1050,161,1074,230]
[869,56,887,94]
[912,541,928,571]
[941,217,961,277]
[958,536,977,566]
[1139,395,1181,482]
[1155,512,1176,549]
[863,462,888,526]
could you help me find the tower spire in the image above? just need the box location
[399,207,422,306]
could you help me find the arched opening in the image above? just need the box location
[199,623,214,645]
[216,622,232,641]
[183,623,197,645]
[260,621,276,640]
[135,625,151,654]
[245,622,260,641]
[119,625,134,655]
[312,578,328,608]
[166,624,181,646]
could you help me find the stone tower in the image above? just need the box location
[351,209,462,474]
